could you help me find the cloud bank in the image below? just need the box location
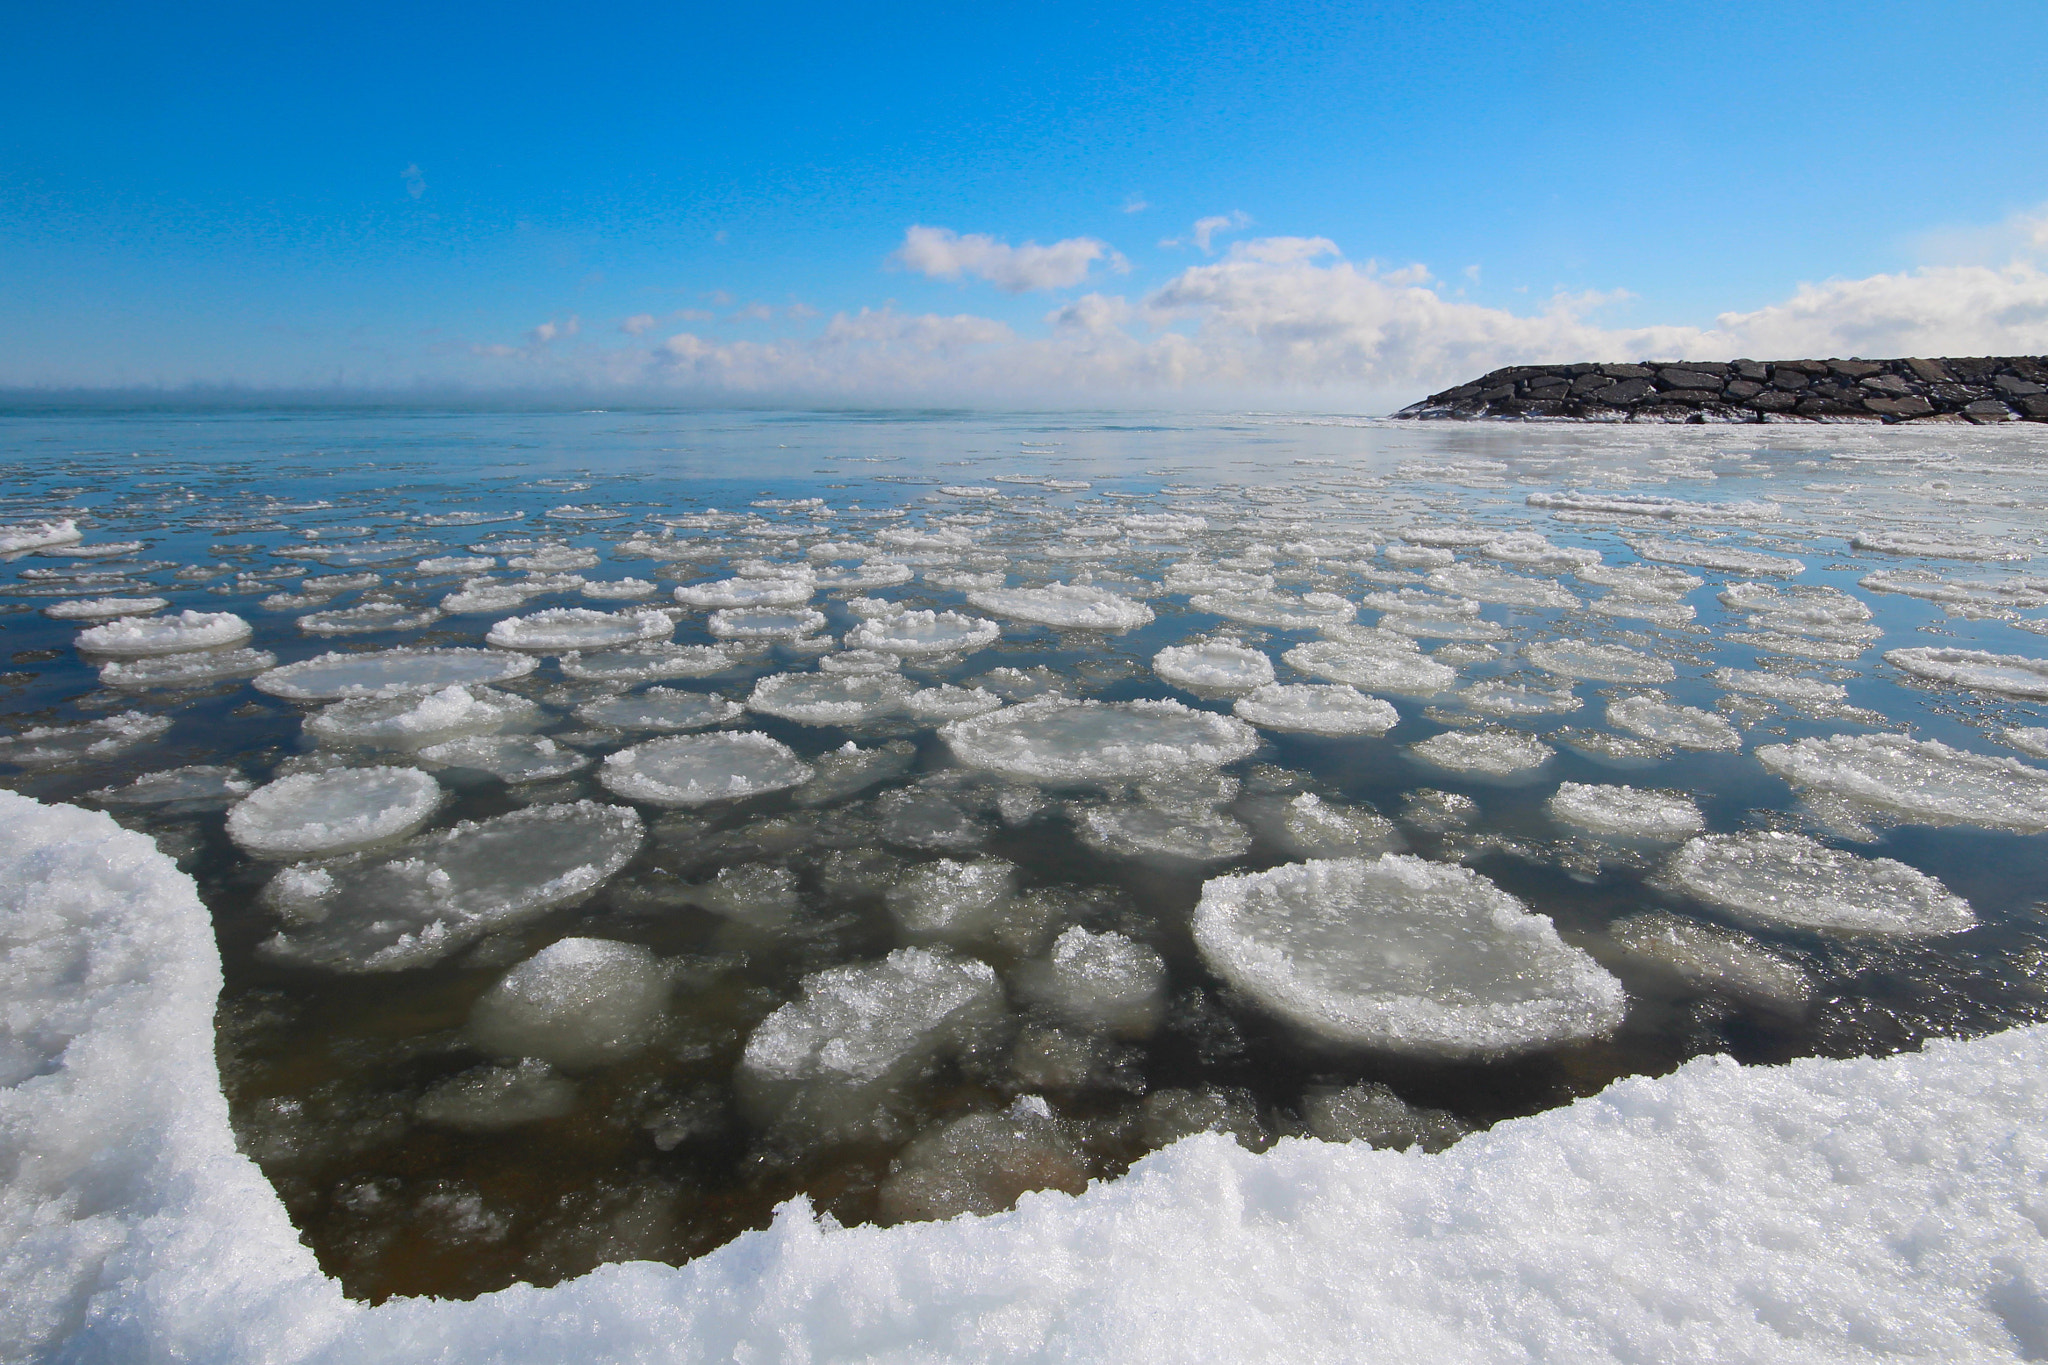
[506,214,2048,409]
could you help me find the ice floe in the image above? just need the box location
[1192,854,1626,1058]
[942,698,1259,782]
[99,647,279,689]
[708,606,829,639]
[486,608,672,652]
[43,595,170,621]
[1608,912,1810,1010]
[846,609,1001,656]
[964,583,1155,630]
[255,648,537,701]
[1013,927,1167,1037]
[1282,639,1457,695]
[1883,646,2048,700]
[1407,729,1555,777]
[1233,683,1398,735]
[225,766,443,859]
[599,732,813,806]
[416,735,593,783]
[467,938,670,1069]
[75,610,252,657]
[1547,783,1704,839]
[1755,733,2048,833]
[747,672,916,725]
[1524,639,1677,684]
[305,685,541,750]
[1668,832,1975,935]
[1153,642,1277,693]
[574,688,744,732]
[0,711,172,769]
[263,801,644,971]
[1606,696,1742,751]
[736,946,1007,1144]
[558,643,737,682]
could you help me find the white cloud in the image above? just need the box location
[730,303,775,322]
[401,164,425,200]
[1122,195,1150,215]
[892,225,1127,293]
[1706,263,2048,359]
[1165,212,1253,253]
[468,206,2048,409]
[525,316,579,346]
[618,314,657,336]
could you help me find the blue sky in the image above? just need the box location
[4,0,2046,404]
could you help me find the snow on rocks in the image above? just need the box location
[1233,683,1398,735]
[1547,783,1704,839]
[1883,647,2048,700]
[262,801,644,971]
[1012,927,1167,1036]
[1607,696,1742,751]
[736,946,1007,1144]
[417,734,593,783]
[599,732,813,806]
[747,672,915,725]
[305,685,541,750]
[1755,732,2048,833]
[942,698,1259,782]
[846,609,1001,656]
[43,595,170,621]
[485,608,672,652]
[75,610,252,657]
[1407,729,1555,778]
[1153,642,1276,694]
[467,938,671,1069]
[574,688,744,732]
[1283,639,1457,695]
[225,766,443,859]
[255,648,537,701]
[1524,639,1677,684]
[1668,832,1974,936]
[1192,854,1626,1058]
[0,711,172,769]
[964,583,1155,630]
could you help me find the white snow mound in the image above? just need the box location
[11,789,2048,1362]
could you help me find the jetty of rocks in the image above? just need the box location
[1393,356,2048,424]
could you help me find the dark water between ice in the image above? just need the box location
[4,407,2047,1300]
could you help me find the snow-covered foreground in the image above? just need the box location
[7,789,2047,1365]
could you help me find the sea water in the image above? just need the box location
[3,406,2047,1301]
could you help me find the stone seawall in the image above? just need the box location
[1393,355,2048,424]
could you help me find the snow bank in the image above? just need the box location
[9,789,2048,1364]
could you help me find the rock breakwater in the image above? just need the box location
[1394,355,2048,424]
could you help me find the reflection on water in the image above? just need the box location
[3,407,2047,1301]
